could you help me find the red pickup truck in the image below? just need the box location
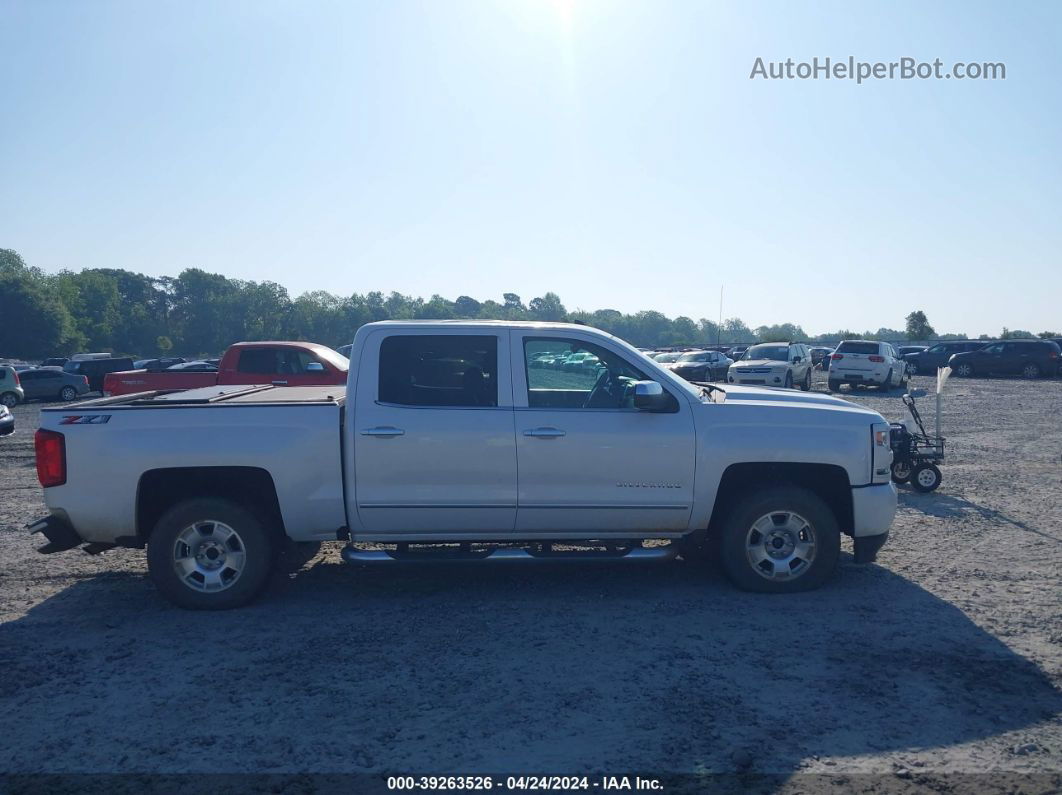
[103,341,348,397]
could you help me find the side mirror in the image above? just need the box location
[792,356,801,363]
[305,362,325,373]
[633,380,667,411]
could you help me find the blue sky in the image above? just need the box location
[2,0,1059,335]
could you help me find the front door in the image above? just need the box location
[511,332,696,534]
[352,330,517,535]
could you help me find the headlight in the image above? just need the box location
[872,422,892,483]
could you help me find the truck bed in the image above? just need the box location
[66,384,346,408]
[39,384,347,544]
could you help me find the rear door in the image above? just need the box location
[510,331,696,534]
[351,329,517,535]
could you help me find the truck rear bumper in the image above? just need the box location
[27,514,83,554]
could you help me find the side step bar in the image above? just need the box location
[341,544,679,565]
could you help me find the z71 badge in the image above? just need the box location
[59,415,111,425]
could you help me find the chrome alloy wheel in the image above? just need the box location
[745,511,817,580]
[172,520,247,593]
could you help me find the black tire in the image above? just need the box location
[59,386,77,402]
[0,392,18,408]
[879,369,893,391]
[910,463,942,493]
[908,361,920,375]
[147,498,278,610]
[1021,363,1040,380]
[955,362,974,378]
[718,486,841,593]
[890,459,912,484]
[828,379,841,392]
[800,369,811,391]
[784,372,793,389]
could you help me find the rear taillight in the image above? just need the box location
[34,429,67,488]
[14,372,21,386]
[82,376,89,385]
[831,353,843,360]
[869,355,885,362]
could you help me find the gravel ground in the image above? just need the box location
[1,372,1060,791]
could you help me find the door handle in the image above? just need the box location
[523,427,566,438]
[361,426,405,437]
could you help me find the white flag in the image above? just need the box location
[937,365,952,395]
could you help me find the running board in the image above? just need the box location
[341,544,678,565]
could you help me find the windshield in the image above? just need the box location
[678,352,710,362]
[654,353,680,363]
[743,344,789,362]
[311,346,350,372]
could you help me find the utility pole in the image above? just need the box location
[717,285,723,345]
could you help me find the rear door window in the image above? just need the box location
[379,335,498,408]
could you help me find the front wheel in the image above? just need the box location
[908,361,920,375]
[784,372,793,389]
[718,486,841,593]
[0,392,18,408]
[800,369,811,391]
[59,386,78,402]
[147,498,278,610]
[911,463,942,493]
[891,459,912,484]
[955,362,974,378]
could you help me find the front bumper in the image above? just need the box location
[854,531,889,564]
[851,482,897,537]
[27,514,84,554]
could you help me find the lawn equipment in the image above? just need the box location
[889,369,949,492]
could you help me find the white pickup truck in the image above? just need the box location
[30,321,897,609]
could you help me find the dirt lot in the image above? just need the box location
[1,372,1060,790]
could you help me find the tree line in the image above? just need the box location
[0,249,1055,359]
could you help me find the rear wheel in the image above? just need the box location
[718,486,841,593]
[800,369,811,391]
[828,379,841,392]
[147,498,278,610]
[1021,363,1041,379]
[879,369,893,391]
[910,464,942,493]
[59,386,77,402]
[1,392,18,408]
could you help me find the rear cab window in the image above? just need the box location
[836,342,880,355]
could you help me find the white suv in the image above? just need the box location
[727,342,814,390]
[828,341,906,391]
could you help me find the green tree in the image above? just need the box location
[0,272,77,358]
[528,292,567,321]
[905,311,935,341]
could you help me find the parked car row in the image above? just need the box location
[1,364,92,407]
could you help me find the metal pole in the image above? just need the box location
[717,285,723,345]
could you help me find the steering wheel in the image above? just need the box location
[583,368,612,409]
